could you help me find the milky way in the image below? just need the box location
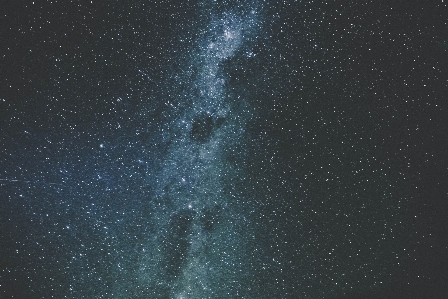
[2,0,446,298]
[138,3,262,297]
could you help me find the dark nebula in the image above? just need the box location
[163,209,197,280]
[190,115,214,142]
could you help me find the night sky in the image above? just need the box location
[1,1,447,298]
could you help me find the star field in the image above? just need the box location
[1,1,447,298]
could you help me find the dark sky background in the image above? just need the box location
[1,1,447,298]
